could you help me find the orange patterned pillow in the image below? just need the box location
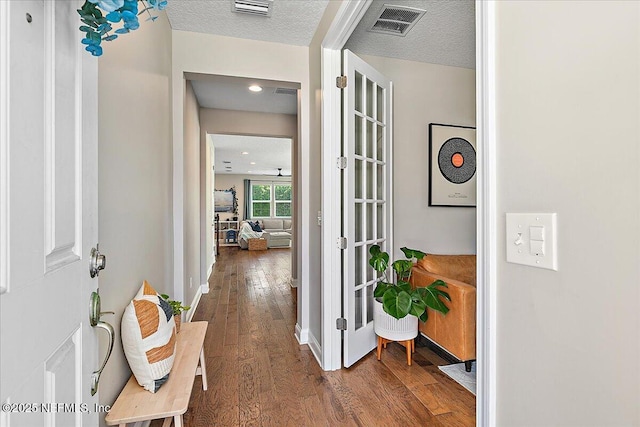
[121,280,176,392]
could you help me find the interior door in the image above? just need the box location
[342,50,392,368]
[0,1,100,426]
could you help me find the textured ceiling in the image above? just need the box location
[345,0,476,69]
[165,0,329,46]
[179,0,474,177]
[192,79,297,115]
[213,134,292,177]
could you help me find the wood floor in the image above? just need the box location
[155,247,475,427]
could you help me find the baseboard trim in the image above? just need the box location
[186,285,203,323]
[417,332,463,365]
[295,323,309,344]
[307,331,322,366]
[201,281,210,294]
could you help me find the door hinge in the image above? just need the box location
[336,75,347,89]
[336,318,347,330]
[337,236,347,250]
[337,157,347,169]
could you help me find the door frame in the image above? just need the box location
[320,0,497,424]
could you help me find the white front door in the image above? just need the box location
[1,1,100,426]
[342,50,392,368]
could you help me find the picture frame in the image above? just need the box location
[214,187,237,213]
[429,123,477,207]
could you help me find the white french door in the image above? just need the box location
[0,1,100,426]
[342,50,392,368]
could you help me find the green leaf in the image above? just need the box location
[401,247,426,260]
[392,259,413,280]
[382,288,411,319]
[397,280,411,293]
[81,18,99,27]
[373,282,392,298]
[79,25,93,32]
[414,280,450,315]
[408,299,427,318]
[369,246,389,273]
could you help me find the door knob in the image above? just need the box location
[89,245,107,278]
[89,291,114,396]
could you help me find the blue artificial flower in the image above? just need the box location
[125,20,140,30]
[148,0,167,10]
[94,0,125,13]
[121,10,136,22]
[103,34,118,42]
[115,28,130,34]
[85,44,103,56]
[121,0,138,13]
[82,36,100,46]
[106,11,122,22]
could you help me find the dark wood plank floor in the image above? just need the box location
[155,247,475,426]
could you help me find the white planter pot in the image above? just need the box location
[373,300,418,341]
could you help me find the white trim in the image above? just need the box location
[320,0,372,372]
[294,323,308,344]
[290,278,298,288]
[307,330,322,367]
[186,285,204,323]
[476,1,498,426]
[172,75,185,304]
[0,0,10,295]
[200,281,210,294]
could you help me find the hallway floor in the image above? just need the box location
[156,247,475,426]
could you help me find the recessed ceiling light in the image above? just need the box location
[247,170,252,173]
[241,151,249,155]
[248,85,262,92]
[250,162,256,165]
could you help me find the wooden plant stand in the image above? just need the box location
[376,335,415,366]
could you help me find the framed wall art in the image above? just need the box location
[429,123,477,207]
[214,187,237,213]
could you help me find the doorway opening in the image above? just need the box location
[183,73,301,323]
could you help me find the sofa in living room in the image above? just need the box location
[409,253,476,371]
[238,219,293,249]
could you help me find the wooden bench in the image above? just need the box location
[105,321,208,427]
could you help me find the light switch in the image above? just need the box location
[506,213,558,270]
[530,240,544,256]
[530,226,544,241]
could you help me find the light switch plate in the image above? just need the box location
[506,213,558,270]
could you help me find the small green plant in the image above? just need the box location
[369,245,450,321]
[160,294,190,315]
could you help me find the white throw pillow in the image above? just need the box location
[121,280,176,393]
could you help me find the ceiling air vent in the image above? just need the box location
[232,0,273,17]
[274,87,297,96]
[368,4,426,37]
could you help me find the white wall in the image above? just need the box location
[183,80,201,307]
[97,11,173,424]
[494,1,640,425]
[356,54,476,257]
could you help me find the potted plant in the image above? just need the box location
[369,245,450,342]
[160,294,190,333]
